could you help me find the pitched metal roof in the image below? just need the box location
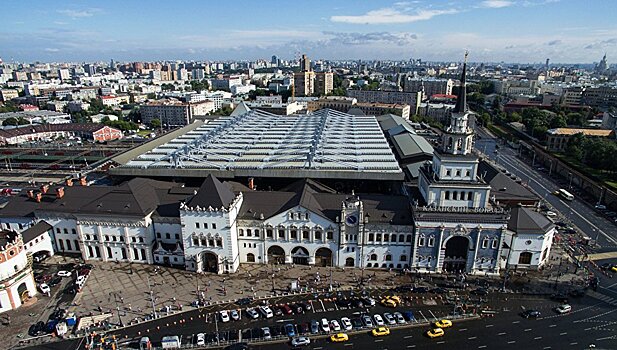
[21,220,52,243]
[186,175,236,209]
[508,206,554,234]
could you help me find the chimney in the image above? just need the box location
[35,192,42,203]
[248,177,255,190]
[27,190,34,199]
[40,184,49,194]
[56,187,65,199]
[65,178,73,187]
[79,177,87,186]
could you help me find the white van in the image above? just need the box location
[259,305,274,318]
[161,335,181,349]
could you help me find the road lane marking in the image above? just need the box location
[314,348,323,350]
[543,347,552,349]
[436,341,445,344]
[512,321,520,324]
[375,339,384,342]
[524,328,532,332]
[404,335,413,339]
[407,346,416,348]
[560,332,567,336]
[570,343,578,346]
[344,344,353,347]
[534,336,542,340]
[485,324,493,328]
[459,328,467,331]
[468,336,477,340]
[507,341,516,344]
[498,332,506,336]
[478,346,487,349]
[319,300,326,311]
[549,324,556,328]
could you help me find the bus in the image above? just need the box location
[554,188,574,201]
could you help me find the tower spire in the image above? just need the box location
[453,51,469,113]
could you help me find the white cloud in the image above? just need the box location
[57,9,101,18]
[331,7,458,24]
[44,48,59,52]
[481,0,514,8]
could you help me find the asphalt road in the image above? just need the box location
[476,126,617,249]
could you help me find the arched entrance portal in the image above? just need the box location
[443,236,470,273]
[201,252,219,273]
[315,248,332,267]
[267,246,285,264]
[17,282,29,302]
[291,246,310,265]
[345,257,355,267]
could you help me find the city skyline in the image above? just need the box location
[1,0,617,63]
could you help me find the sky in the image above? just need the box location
[1,0,617,64]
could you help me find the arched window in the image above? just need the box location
[239,229,244,236]
[482,237,489,249]
[445,191,450,200]
[88,246,94,258]
[216,237,223,247]
[383,234,389,242]
[399,234,405,242]
[370,254,377,261]
[246,253,255,263]
[400,254,407,262]
[418,235,425,246]
[428,236,435,247]
[140,248,146,261]
[385,254,392,261]
[406,235,412,242]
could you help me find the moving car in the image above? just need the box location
[290,336,310,347]
[340,317,353,331]
[435,319,452,328]
[381,298,397,308]
[220,310,230,323]
[555,304,572,314]
[427,328,445,338]
[372,327,390,337]
[330,333,349,342]
[39,283,50,294]
[522,309,541,319]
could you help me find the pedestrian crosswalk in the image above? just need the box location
[587,290,617,306]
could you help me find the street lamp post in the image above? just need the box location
[568,172,573,189]
[146,274,157,319]
[360,218,368,287]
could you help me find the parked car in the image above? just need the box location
[362,315,374,328]
[299,301,312,312]
[340,317,353,331]
[281,304,293,315]
[373,314,385,327]
[245,308,259,319]
[362,297,376,306]
[220,310,230,323]
[261,327,271,340]
[258,305,273,318]
[330,319,341,332]
[57,270,71,277]
[309,320,319,334]
[320,318,330,332]
[402,310,415,322]
[284,323,296,337]
[351,317,364,329]
[383,313,396,325]
[49,276,62,287]
[230,310,240,321]
[394,312,406,324]
[196,333,206,346]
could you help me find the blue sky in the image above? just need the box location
[1,0,616,63]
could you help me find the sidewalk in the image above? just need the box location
[68,262,412,328]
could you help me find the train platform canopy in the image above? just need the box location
[111,109,404,181]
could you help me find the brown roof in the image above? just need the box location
[547,128,614,137]
[0,123,114,139]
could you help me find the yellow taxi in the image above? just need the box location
[330,333,349,343]
[380,298,397,308]
[372,327,391,337]
[387,295,402,305]
[427,328,445,338]
[435,319,453,328]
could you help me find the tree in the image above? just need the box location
[147,93,156,99]
[549,115,567,128]
[214,106,233,116]
[566,112,586,127]
[565,133,585,161]
[150,119,161,129]
[0,101,20,113]
[2,117,18,126]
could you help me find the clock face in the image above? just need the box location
[346,214,358,226]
